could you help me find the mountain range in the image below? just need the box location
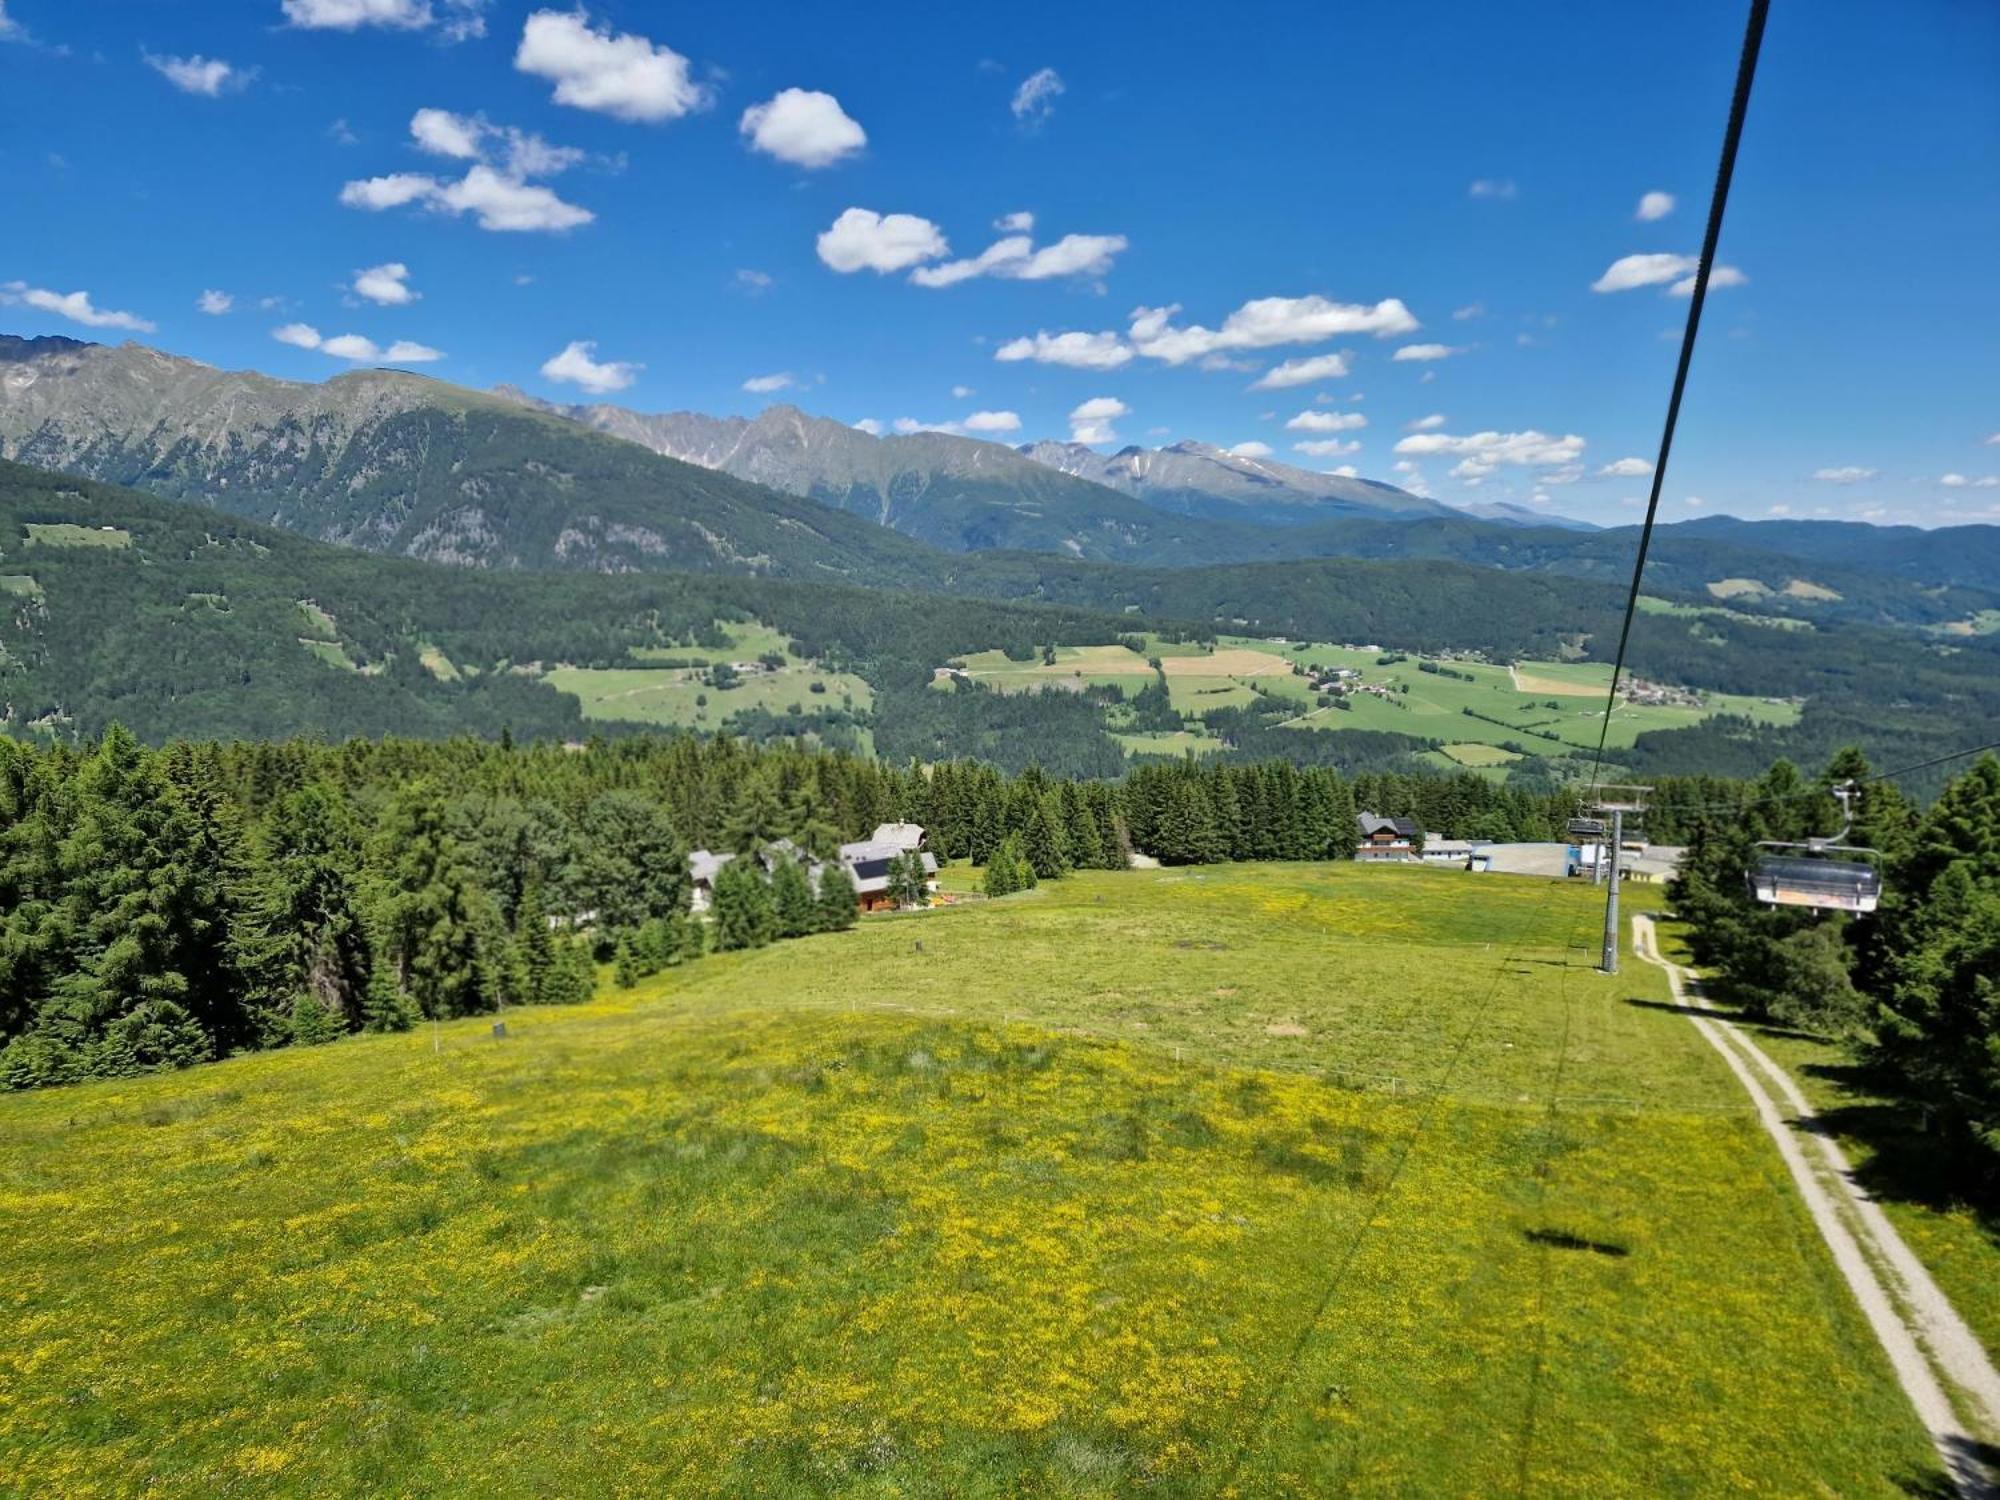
[3,334,1996,636]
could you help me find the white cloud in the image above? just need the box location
[1011,67,1063,125]
[891,418,923,435]
[1984,432,2000,446]
[1452,303,1483,320]
[541,339,639,393]
[1391,343,1461,362]
[283,0,487,35]
[1328,464,1359,478]
[742,372,794,393]
[962,409,1021,433]
[1812,466,1877,485]
[1636,190,1676,221]
[740,88,865,169]
[437,166,593,231]
[1597,456,1654,478]
[995,211,1034,233]
[1684,496,1704,507]
[1227,441,1274,458]
[1468,179,1517,200]
[144,52,253,97]
[1668,265,1747,297]
[1941,473,2000,489]
[196,289,233,316]
[1594,253,1748,296]
[816,208,948,273]
[1294,438,1361,458]
[269,324,441,363]
[853,419,883,436]
[515,9,708,123]
[0,1,20,40]
[951,385,974,399]
[1,282,155,332]
[344,164,593,233]
[1405,413,1446,432]
[911,231,1127,288]
[352,262,418,306]
[1128,295,1418,365]
[410,106,485,159]
[1068,395,1128,445]
[994,329,1132,369]
[1286,409,1365,433]
[1592,253,1696,292]
[733,269,773,295]
[1767,504,1791,515]
[1249,351,1351,389]
[1394,429,1586,483]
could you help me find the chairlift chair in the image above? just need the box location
[1747,782,1883,914]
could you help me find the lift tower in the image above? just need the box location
[1589,786,1652,975]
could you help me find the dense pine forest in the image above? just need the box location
[0,728,1608,1090]
[1673,751,2000,1190]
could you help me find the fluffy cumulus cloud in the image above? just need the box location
[1394,428,1586,485]
[144,52,254,96]
[1011,67,1063,125]
[351,262,418,306]
[1294,438,1361,458]
[342,111,593,232]
[1,282,155,331]
[1636,190,1676,221]
[270,322,441,362]
[283,0,487,38]
[1405,413,1446,431]
[1328,464,1360,477]
[1941,473,2000,489]
[1227,441,1274,459]
[1249,351,1351,389]
[1812,466,1877,485]
[995,211,1034,233]
[1128,295,1418,365]
[1668,265,1747,297]
[741,372,794,393]
[1286,409,1365,433]
[1594,253,1748,296]
[1597,456,1654,478]
[852,418,884,436]
[197,289,234,315]
[816,208,948,273]
[1391,343,1461,362]
[1068,395,1128,445]
[515,9,708,123]
[911,230,1127,288]
[993,329,1132,369]
[541,339,639,393]
[961,409,1021,433]
[740,88,865,169]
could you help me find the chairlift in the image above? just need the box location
[1566,817,1606,840]
[1747,782,1883,913]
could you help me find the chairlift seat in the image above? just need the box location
[1748,855,1881,914]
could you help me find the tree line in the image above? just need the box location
[1672,750,2000,1190]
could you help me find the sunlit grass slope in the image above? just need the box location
[0,866,1943,1496]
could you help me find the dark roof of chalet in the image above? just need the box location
[1356,813,1420,839]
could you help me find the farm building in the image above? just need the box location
[837,836,939,913]
[1419,837,1477,867]
[686,848,736,913]
[869,822,928,853]
[1354,813,1421,862]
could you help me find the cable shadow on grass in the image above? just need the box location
[1523,1228,1630,1258]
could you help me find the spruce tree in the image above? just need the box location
[770,856,816,937]
[814,864,859,931]
[515,880,556,1005]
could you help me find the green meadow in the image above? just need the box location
[0,865,1949,1496]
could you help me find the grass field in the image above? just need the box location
[0,865,1949,1496]
[544,622,873,736]
[949,634,1799,764]
[23,522,131,549]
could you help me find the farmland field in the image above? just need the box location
[543,622,873,736]
[0,865,1948,1496]
[956,632,1800,762]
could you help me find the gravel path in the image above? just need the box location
[1632,914,1998,1499]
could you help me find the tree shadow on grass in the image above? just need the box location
[1893,1434,2000,1497]
[1620,995,1826,1044]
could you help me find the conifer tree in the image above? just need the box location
[770,856,816,937]
[814,863,859,931]
[712,859,776,951]
[514,880,556,1006]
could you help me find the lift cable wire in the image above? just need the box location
[1586,0,1771,796]
[1650,737,2000,824]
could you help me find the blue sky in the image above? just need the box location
[4,0,1997,526]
